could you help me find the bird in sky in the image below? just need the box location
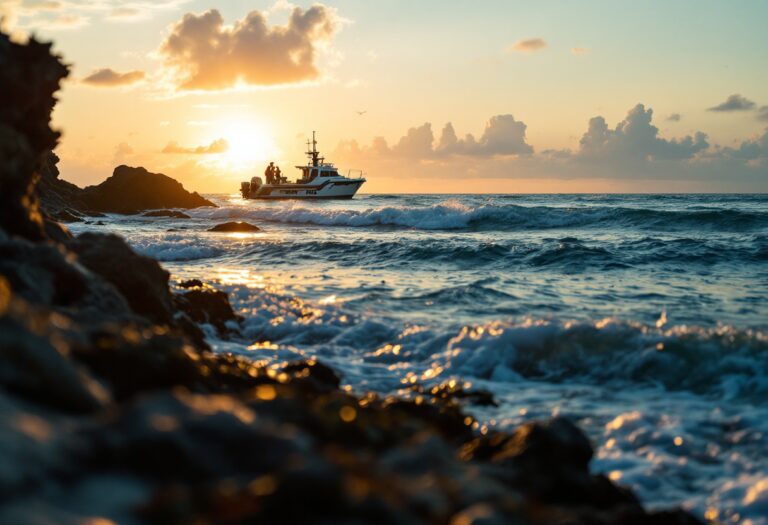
[356,110,367,116]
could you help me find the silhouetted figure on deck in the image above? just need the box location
[264,162,275,184]
[275,166,282,183]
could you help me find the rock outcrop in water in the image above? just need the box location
[208,221,261,232]
[38,154,216,217]
[80,165,215,214]
[0,30,704,524]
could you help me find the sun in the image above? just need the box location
[215,118,279,170]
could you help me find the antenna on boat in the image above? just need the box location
[304,131,321,167]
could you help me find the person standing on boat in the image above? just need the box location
[275,166,282,184]
[264,162,275,184]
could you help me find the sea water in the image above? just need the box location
[68,194,768,523]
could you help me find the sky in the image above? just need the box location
[3,0,768,193]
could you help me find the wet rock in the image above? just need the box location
[408,380,498,407]
[208,221,261,232]
[71,233,175,325]
[460,417,640,510]
[143,210,191,219]
[177,279,203,289]
[80,165,215,214]
[174,287,242,336]
[52,208,83,223]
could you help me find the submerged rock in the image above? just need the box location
[143,210,191,219]
[208,221,261,232]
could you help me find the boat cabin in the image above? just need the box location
[296,165,340,183]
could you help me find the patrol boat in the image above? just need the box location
[240,132,365,200]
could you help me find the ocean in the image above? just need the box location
[68,194,768,523]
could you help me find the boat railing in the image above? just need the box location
[347,169,365,179]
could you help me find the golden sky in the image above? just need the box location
[3,0,768,193]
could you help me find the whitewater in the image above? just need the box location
[69,194,768,523]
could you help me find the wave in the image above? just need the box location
[231,235,766,271]
[212,281,768,402]
[191,201,768,232]
[131,236,224,262]
[427,319,768,401]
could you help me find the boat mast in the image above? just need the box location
[306,131,320,167]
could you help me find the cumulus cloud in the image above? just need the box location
[162,138,229,154]
[508,38,547,53]
[666,113,682,122]
[82,68,145,87]
[578,104,708,162]
[757,106,768,122]
[438,115,533,156]
[708,94,756,112]
[714,129,768,163]
[158,4,342,90]
[336,115,534,161]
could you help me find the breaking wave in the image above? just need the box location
[191,201,768,232]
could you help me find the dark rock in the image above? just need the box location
[178,279,203,289]
[71,233,175,325]
[143,210,191,219]
[0,295,108,413]
[174,287,242,336]
[408,380,498,407]
[37,151,89,218]
[53,208,83,223]
[0,33,69,240]
[208,221,260,232]
[80,165,215,214]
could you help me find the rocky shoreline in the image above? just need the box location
[0,31,704,524]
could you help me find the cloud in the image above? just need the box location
[508,38,547,54]
[158,4,343,90]
[570,47,589,55]
[757,106,768,122]
[438,115,533,156]
[708,94,756,112]
[714,129,768,162]
[578,104,708,162]
[331,104,768,189]
[162,138,229,154]
[22,0,62,11]
[666,113,682,122]
[392,123,435,157]
[82,68,145,87]
[107,7,141,20]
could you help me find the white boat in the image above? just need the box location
[241,132,365,200]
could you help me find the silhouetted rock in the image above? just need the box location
[0,33,68,240]
[174,287,242,336]
[208,221,260,232]
[178,279,204,289]
[143,210,191,219]
[52,209,83,223]
[79,165,215,214]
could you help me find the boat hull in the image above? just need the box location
[244,179,364,200]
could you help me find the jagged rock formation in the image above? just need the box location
[0,30,705,525]
[80,165,215,214]
[38,155,216,217]
[0,33,68,240]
